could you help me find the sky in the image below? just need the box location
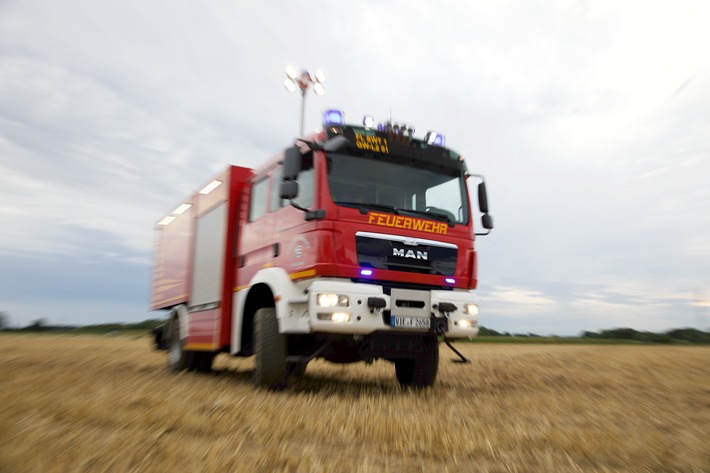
[1,0,708,335]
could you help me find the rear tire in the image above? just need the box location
[167,318,194,372]
[394,337,439,387]
[253,307,287,389]
[194,352,214,373]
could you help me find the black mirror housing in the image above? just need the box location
[280,180,299,200]
[283,146,302,181]
[478,182,489,214]
[481,213,494,230]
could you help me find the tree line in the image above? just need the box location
[479,326,710,344]
[1,313,709,344]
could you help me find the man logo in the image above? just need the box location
[393,248,428,260]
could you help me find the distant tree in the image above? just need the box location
[598,328,640,340]
[0,311,8,330]
[666,328,710,344]
[478,326,502,336]
[25,318,48,331]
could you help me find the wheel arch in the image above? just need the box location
[234,267,308,355]
[166,304,189,340]
[240,283,276,355]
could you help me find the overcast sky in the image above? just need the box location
[1,0,708,334]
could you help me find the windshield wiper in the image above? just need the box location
[402,208,452,223]
[334,201,400,215]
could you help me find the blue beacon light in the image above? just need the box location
[445,278,456,284]
[360,269,373,277]
[323,109,344,126]
[424,131,446,146]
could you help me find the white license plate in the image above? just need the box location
[391,316,430,329]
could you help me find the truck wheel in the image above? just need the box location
[287,361,308,379]
[168,319,194,372]
[253,307,287,389]
[194,352,214,373]
[394,337,439,388]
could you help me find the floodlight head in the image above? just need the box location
[284,78,297,92]
[363,115,375,128]
[313,83,325,96]
[314,69,326,84]
[285,65,298,80]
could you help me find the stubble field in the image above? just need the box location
[0,334,708,473]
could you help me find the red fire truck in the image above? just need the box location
[151,110,493,388]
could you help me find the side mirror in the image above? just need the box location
[280,180,299,200]
[282,146,302,181]
[481,213,494,230]
[469,173,494,236]
[478,182,489,214]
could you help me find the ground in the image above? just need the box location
[1,334,708,472]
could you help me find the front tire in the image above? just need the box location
[253,307,287,389]
[394,337,439,387]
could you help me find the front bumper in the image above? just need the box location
[285,278,479,338]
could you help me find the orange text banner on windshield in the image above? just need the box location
[367,212,448,235]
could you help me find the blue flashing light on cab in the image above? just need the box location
[323,109,344,126]
[424,131,446,147]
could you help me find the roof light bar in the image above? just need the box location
[374,120,415,138]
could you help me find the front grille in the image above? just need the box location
[356,234,457,276]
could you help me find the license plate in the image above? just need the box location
[390,316,430,329]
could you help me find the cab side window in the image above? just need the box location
[270,153,315,212]
[270,167,284,212]
[249,177,269,221]
[294,152,314,209]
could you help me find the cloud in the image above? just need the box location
[483,286,559,316]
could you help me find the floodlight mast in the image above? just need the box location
[283,65,326,137]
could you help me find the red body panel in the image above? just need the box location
[151,204,192,310]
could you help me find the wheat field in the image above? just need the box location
[0,334,708,473]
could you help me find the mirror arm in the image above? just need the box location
[295,138,323,152]
[289,199,309,213]
[289,200,326,221]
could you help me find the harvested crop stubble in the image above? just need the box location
[1,334,709,472]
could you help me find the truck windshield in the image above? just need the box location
[327,153,469,225]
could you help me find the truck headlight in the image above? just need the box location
[459,319,477,329]
[317,312,351,323]
[463,303,479,316]
[317,293,349,307]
